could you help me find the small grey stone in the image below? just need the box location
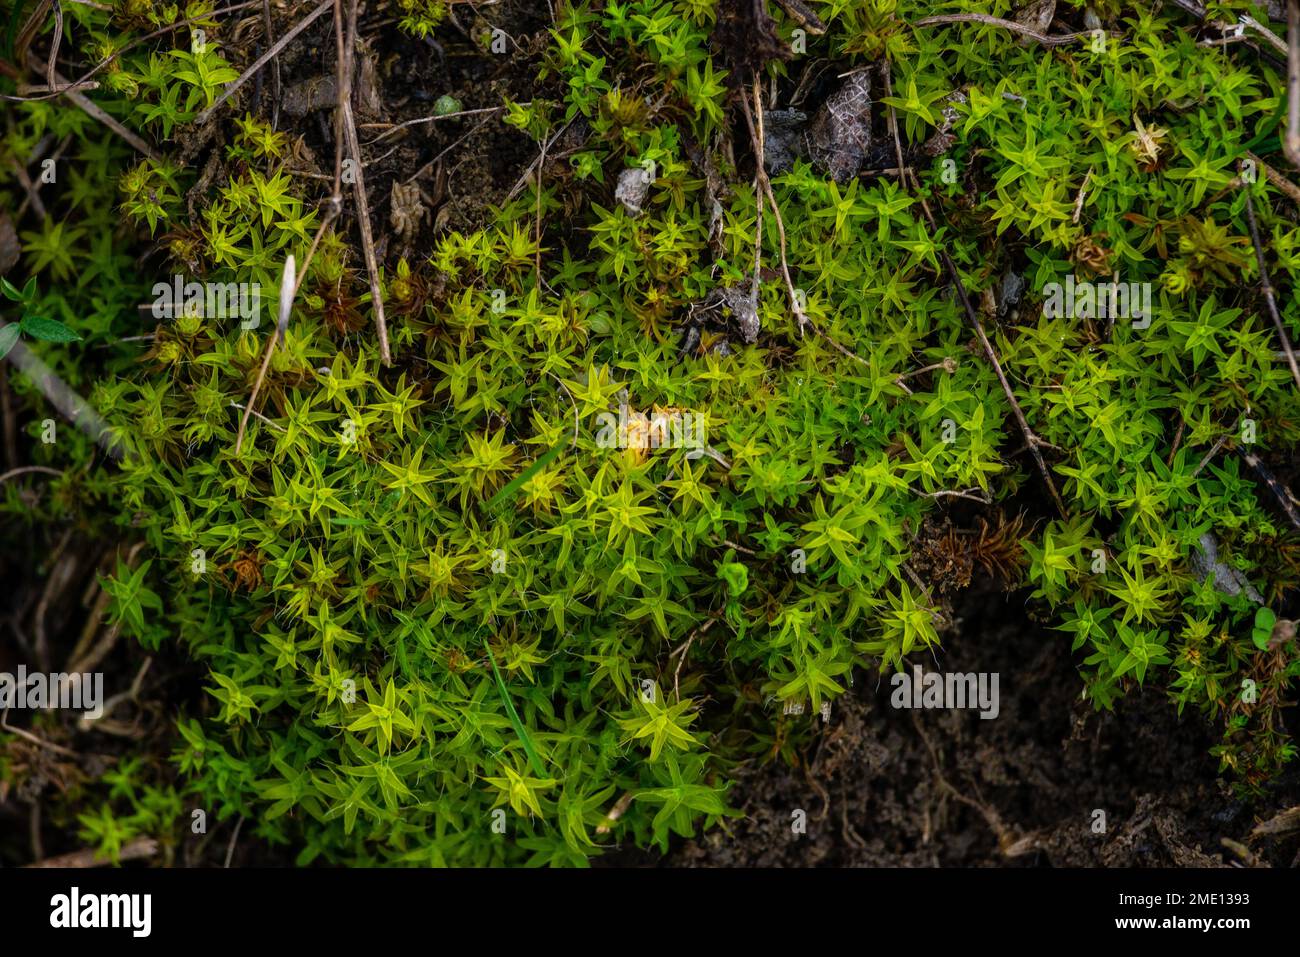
[998,271,1026,319]
[805,71,872,183]
[763,109,808,175]
[721,283,760,344]
[615,166,653,216]
[1190,533,1263,603]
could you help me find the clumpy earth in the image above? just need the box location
[646,582,1300,868]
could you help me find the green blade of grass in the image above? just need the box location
[483,638,547,777]
[3,2,27,60]
[484,439,566,513]
[1242,95,1287,154]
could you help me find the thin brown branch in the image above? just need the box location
[9,157,47,220]
[1167,415,1186,467]
[0,366,17,468]
[883,59,906,175]
[506,120,574,203]
[1191,433,1229,479]
[670,618,717,702]
[65,578,112,671]
[13,78,100,95]
[740,82,875,368]
[80,657,153,730]
[67,542,144,675]
[917,487,993,505]
[1242,183,1300,390]
[740,80,809,337]
[718,537,758,556]
[340,100,391,365]
[595,791,635,835]
[46,0,63,91]
[405,115,496,184]
[1242,14,1288,57]
[1239,446,1300,529]
[362,106,504,144]
[0,708,80,759]
[881,62,1063,515]
[15,135,71,220]
[224,816,245,868]
[1287,0,1300,169]
[229,401,287,432]
[1248,150,1300,206]
[336,0,390,364]
[914,13,1097,47]
[534,134,547,284]
[331,0,346,202]
[27,837,158,868]
[32,530,74,673]
[13,0,52,66]
[292,204,339,299]
[1072,167,1092,225]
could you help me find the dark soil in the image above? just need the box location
[643,582,1300,868]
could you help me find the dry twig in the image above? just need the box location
[1247,150,1300,206]
[739,81,809,336]
[45,0,63,91]
[914,13,1097,47]
[27,837,158,868]
[0,465,62,483]
[1242,184,1300,390]
[338,0,391,364]
[1239,446,1300,529]
[1288,0,1300,169]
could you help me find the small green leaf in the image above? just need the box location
[1253,606,1277,650]
[20,315,80,342]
